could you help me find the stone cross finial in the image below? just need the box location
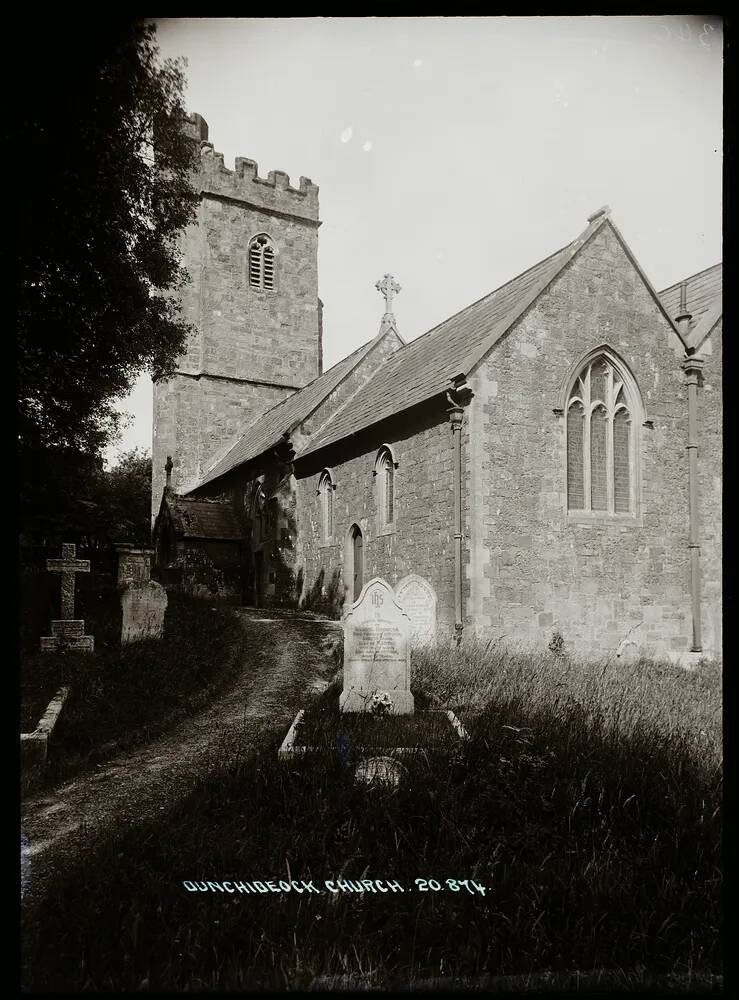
[46,543,90,620]
[165,455,173,487]
[375,274,401,317]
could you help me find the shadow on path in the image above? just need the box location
[21,609,342,912]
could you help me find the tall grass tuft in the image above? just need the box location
[412,637,722,769]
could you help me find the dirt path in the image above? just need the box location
[21,609,342,911]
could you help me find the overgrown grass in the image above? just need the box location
[21,637,722,991]
[21,590,247,786]
[295,684,456,749]
[412,637,722,770]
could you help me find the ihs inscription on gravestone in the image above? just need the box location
[395,574,437,646]
[340,576,414,714]
[40,543,94,653]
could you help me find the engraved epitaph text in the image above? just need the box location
[340,577,414,714]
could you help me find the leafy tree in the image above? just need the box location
[19,447,108,548]
[104,448,154,547]
[17,17,199,460]
[19,447,153,549]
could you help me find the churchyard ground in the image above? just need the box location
[21,573,249,786]
[21,617,722,992]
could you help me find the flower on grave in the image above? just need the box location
[369,690,394,716]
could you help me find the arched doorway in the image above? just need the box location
[350,523,363,602]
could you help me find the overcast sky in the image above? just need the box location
[107,15,723,465]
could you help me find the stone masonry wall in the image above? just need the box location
[467,222,693,658]
[295,405,458,625]
[178,540,242,603]
[191,330,406,610]
[197,194,319,387]
[698,319,722,656]
[152,142,321,525]
[153,375,291,517]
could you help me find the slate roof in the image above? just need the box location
[193,331,386,491]
[300,213,612,458]
[659,263,722,332]
[166,494,243,540]
[187,208,711,484]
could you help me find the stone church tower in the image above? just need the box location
[151,113,322,524]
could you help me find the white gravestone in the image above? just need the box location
[340,576,414,714]
[395,575,437,646]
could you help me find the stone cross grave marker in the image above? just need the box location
[340,576,414,714]
[40,543,94,653]
[395,574,437,646]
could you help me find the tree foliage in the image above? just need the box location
[17,17,199,458]
[104,448,154,547]
[20,447,153,549]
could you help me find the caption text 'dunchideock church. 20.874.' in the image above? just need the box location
[183,877,489,896]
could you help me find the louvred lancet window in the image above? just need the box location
[566,356,635,515]
[248,234,276,290]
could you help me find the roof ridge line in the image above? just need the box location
[190,328,396,492]
[198,388,296,479]
[393,234,580,357]
[659,260,723,294]
[197,336,378,481]
[604,217,688,350]
[295,325,401,446]
[456,214,608,379]
[298,216,609,461]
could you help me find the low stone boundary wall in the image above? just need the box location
[21,686,71,793]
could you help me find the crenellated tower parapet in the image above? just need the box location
[199,147,320,223]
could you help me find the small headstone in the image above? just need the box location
[340,576,414,714]
[395,574,437,646]
[354,755,407,790]
[115,544,167,644]
[40,543,94,653]
[121,581,168,644]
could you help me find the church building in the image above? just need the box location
[152,113,722,661]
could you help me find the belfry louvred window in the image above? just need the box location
[248,234,276,290]
[566,355,635,515]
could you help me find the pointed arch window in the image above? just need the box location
[566,354,638,516]
[318,470,334,543]
[248,234,276,290]
[375,446,397,529]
